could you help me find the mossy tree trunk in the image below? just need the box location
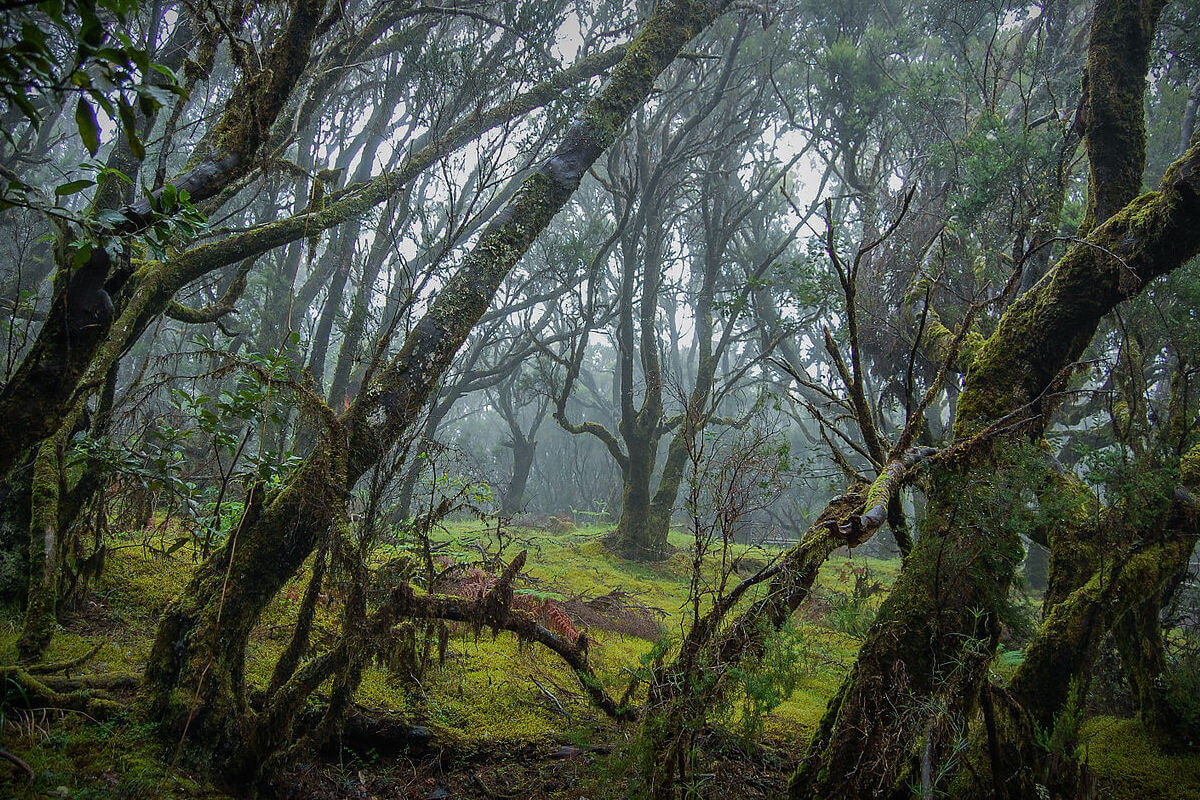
[613,209,669,558]
[1077,0,1165,236]
[0,0,328,480]
[614,417,663,557]
[1111,571,1184,733]
[554,39,754,560]
[143,443,346,768]
[791,127,1200,798]
[501,436,537,515]
[557,213,671,560]
[142,0,737,765]
[641,163,731,552]
[955,488,1196,799]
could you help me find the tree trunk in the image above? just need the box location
[614,420,663,558]
[0,21,617,481]
[143,445,344,769]
[791,133,1200,798]
[142,0,736,764]
[500,436,536,515]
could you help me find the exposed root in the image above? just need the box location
[0,746,34,781]
[0,666,127,718]
[25,643,104,675]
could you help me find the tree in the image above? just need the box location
[138,0,739,769]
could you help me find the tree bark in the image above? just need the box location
[0,38,623,482]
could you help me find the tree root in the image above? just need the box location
[0,665,128,718]
[25,642,104,675]
[0,746,34,781]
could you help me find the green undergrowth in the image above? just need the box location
[0,700,223,800]
[334,520,906,757]
[1,520,1193,798]
[0,546,216,799]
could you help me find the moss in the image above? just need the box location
[16,438,63,662]
[4,513,1188,797]
[954,142,1200,436]
[1078,0,1164,233]
[1180,443,1200,487]
[918,307,985,374]
[0,707,228,800]
[97,548,195,620]
[1082,716,1200,800]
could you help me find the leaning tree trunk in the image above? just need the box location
[0,15,622,483]
[791,131,1200,798]
[793,1,1186,792]
[949,468,1197,800]
[0,0,328,480]
[142,0,738,767]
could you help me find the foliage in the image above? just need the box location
[0,0,187,208]
[728,622,814,746]
[823,561,882,639]
[1161,643,1200,750]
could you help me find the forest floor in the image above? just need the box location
[0,519,1197,799]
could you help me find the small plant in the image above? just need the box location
[1161,642,1200,749]
[825,562,881,638]
[729,622,813,746]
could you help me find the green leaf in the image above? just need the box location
[116,96,143,159]
[12,93,38,126]
[149,62,181,85]
[71,243,94,268]
[99,166,132,185]
[75,97,100,155]
[39,0,66,24]
[95,208,127,228]
[55,179,95,196]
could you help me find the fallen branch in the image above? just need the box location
[396,561,633,720]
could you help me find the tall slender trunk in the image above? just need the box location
[307,230,356,391]
[329,200,405,408]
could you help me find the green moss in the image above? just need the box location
[1180,443,1200,487]
[0,708,228,800]
[96,548,195,620]
[6,513,1190,797]
[1082,716,1200,800]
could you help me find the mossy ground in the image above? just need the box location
[0,520,1194,798]
[1081,716,1200,800]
